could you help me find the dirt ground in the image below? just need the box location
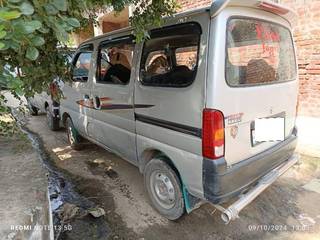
[27,114,320,240]
[0,131,52,239]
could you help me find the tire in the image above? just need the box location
[144,158,185,220]
[28,104,38,116]
[46,108,60,131]
[66,117,82,150]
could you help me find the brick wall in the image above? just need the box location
[177,0,211,11]
[102,21,128,33]
[279,0,320,117]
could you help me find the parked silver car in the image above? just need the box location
[27,51,74,130]
[55,0,299,223]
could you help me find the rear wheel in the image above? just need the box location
[66,117,82,150]
[144,158,185,220]
[46,108,60,131]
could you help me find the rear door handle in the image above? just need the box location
[94,96,101,109]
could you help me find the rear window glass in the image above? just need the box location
[226,18,297,86]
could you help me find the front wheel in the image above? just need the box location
[66,117,82,150]
[144,158,185,220]
[46,108,60,131]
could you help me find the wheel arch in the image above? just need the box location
[137,141,204,211]
[139,148,183,184]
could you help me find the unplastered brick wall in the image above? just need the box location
[278,0,320,117]
[177,0,211,11]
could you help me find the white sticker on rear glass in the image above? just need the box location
[255,117,285,142]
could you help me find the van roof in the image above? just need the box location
[80,0,296,47]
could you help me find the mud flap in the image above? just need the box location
[182,183,202,213]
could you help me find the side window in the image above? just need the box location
[145,50,170,77]
[140,23,201,87]
[72,47,93,82]
[175,46,198,71]
[97,40,134,85]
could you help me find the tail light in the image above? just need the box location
[258,1,289,15]
[202,109,225,160]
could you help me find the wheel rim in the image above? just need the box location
[150,171,176,210]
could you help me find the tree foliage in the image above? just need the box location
[0,0,178,99]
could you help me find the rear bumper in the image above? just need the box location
[203,132,297,204]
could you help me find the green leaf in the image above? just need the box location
[7,40,19,51]
[55,29,68,42]
[0,10,21,20]
[0,31,6,39]
[26,46,39,60]
[38,27,49,33]
[29,20,42,29]
[66,18,80,28]
[0,42,5,50]
[8,0,22,3]
[14,20,42,34]
[20,2,34,16]
[44,4,59,15]
[31,36,45,46]
[52,0,68,12]
[25,20,42,32]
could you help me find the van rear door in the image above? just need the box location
[208,9,298,166]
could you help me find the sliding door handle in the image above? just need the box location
[83,94,90,100]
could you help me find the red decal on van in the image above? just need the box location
[99,97,112,101]
[76,99,94,108]
[76,97,154,110]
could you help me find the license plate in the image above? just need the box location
[253,117,285,143]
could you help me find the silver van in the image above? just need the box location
[57,0,299,223]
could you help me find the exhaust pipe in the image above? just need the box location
[217,154,299,224]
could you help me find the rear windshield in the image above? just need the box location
[226,18,297,87]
